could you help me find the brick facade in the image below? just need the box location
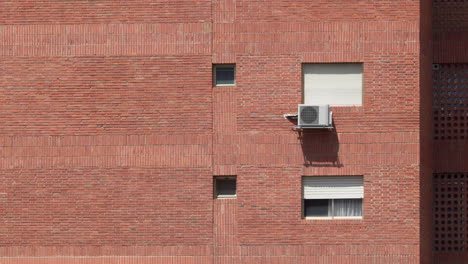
[0,1,442,263]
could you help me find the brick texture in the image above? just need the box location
[0,1,211,24]
[1,0,432,263]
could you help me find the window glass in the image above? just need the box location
[214,176,237,198]
[303,176,363,219]
[214,65,235,86]
[304,199,330,217]
[333,199,362,217]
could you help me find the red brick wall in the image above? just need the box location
[0,1,211,23]
[0,1,428,263]
[1,57,212,134]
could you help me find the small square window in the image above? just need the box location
[303,176,363,219]
[214,64,235,86]
[214,176,237,198]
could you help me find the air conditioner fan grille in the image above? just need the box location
[300,106,318,124]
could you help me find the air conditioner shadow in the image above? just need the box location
[299,129,342,168]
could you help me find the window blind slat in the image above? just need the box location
[303,176,364,199]
[303,64,363,106]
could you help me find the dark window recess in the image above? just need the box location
[214,65,235,86]
[214,177,237,198]
[304,199,329,217]
[304,199,363,218]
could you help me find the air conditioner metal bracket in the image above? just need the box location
[293,126,334,130]
[283,114,298,120]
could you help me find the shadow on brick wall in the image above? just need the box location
[299,130,342,167]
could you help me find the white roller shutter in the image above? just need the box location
[303,176,363,199]
[303,64,363,106]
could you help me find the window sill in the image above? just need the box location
[305,216,362,220]
[215,195,237,199]
[214,84,236,87]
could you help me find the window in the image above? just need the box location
[214,176,237,198]
[213,64,235,86]
[303,63,363,106]
[302,176,363,219]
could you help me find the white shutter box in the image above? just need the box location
[303,63,363,106]
[303,176,364,199]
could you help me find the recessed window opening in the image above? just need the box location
[214,176,237,198]
[214,64,235,86]
[303,176,363,219]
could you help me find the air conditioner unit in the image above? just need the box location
[298,104,332,128]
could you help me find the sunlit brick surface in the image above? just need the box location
[0,0,433,263]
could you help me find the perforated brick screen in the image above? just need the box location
[433,64,468,140]
[433,0,468,32]
[434,173,468,252]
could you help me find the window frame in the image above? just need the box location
[302,63,364,106]
[302,176,364,220]
[213,64,236,86]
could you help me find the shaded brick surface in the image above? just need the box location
[432,1,468,263]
